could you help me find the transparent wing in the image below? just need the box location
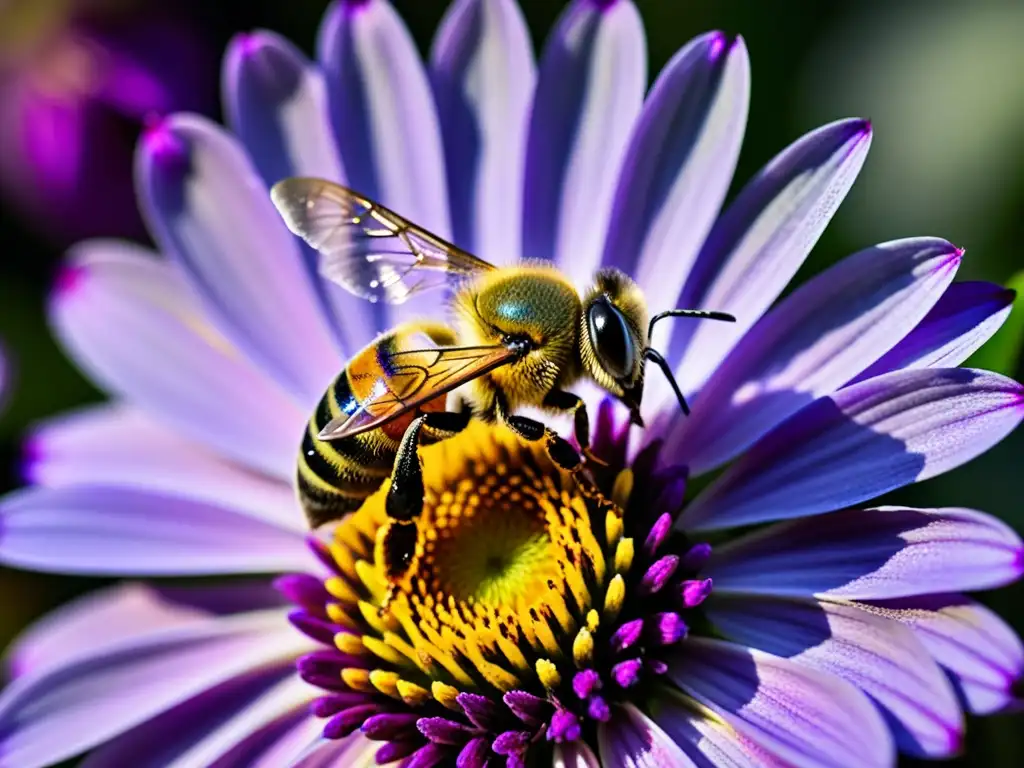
[270,177,496,304]
[320,344,518,440]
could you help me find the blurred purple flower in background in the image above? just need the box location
[0,0,215,243]
[0,0,1022,766]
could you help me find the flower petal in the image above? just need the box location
[861,594,1024,715]
[645,686,795,768]
[25,403,303,531]
[430,0,535,265]
[603,32,749,313]
[681,368,1024,531]
[522,0,646,284]
[50,242,305,478]
[79,673,303,768]
[0,610,309,768]
[705,506,1023,599]
[554,740,601,768]
[248,714,325,768]
[666,637,894,768]
[223,30,344,189]
[162,677,312,767]
[5,584,208,678]
[137,113,342,405]
[668,238,961,472]
[0,485,312,575]
[222,29,374,357]
[317,0,450,239]
[850,281,1016,384]
[706,595,963,758]
[665,119,872,392]
[597,703,698,768]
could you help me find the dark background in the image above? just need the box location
[1,0,1022,764]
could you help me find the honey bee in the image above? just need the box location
[272,179,734,582]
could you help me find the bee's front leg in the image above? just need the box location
[542,389,607,468]
[380,410,472,609]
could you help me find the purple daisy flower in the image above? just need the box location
[1,0,1023,766]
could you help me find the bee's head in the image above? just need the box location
[580,269,649,424]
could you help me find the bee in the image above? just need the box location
[272,179,734,583]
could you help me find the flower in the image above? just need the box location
[0,0,215,242]
[1,0,1023,766]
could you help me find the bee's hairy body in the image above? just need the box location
[453,264,588,419]
[298,322,457,528]
[296,265,649,530]
[273,177,733,585]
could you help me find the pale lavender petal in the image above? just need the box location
[0,610,310,768]
[0,486,312,575]
[603,32,749,312]
[850,281,1016,385]
[669,238,961,472]
[223,29,375,356]
[137,113,342,406]
[79,671,300,768]
[664,119,872,394]
[522,0,646,284]
[596,703,698,768]
[704,507,1023,599]
[317,0,450,239]
[249,714,325,768]
[681,368,1024,531]
[51,242,305,478]
[25,404,304,531]
[430,0,535,265]
[645,686,794,768]
[223,30,344,189]
[5,584,208,678]
[861,594,1024,715]
[553,740,601,768]
[292,734,378,768]
[706,595,963,757]
[667,637,894,768]
[157,677,313,767]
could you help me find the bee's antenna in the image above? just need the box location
[647,309,735,342]
[644,348,690,417]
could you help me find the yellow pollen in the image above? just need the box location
[315,422,629,718]
[612,469,634,509]
[369,669,401,697]
[397,679,431,707]
[536,658,562,690]
[335,632,365,655]
[341,668,374,692]
[606,509,624,548]
[573,628,595,667]
[615,537,635,573]
[432,681,462,711]
[604,574,626,621]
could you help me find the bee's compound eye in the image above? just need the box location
[588,297,635,380]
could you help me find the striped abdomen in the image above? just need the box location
[297,323,457,528]
[297,369,401,528]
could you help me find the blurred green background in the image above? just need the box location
[0,0,1022,765]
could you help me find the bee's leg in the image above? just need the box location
[380,411,472,610]
[542,389,607,468]
[500,414,580,471]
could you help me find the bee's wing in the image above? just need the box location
[319,344,518,440]
[271,178,496,304]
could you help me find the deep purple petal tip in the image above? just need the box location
[53,262,89,297]
[141,116,189,172]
